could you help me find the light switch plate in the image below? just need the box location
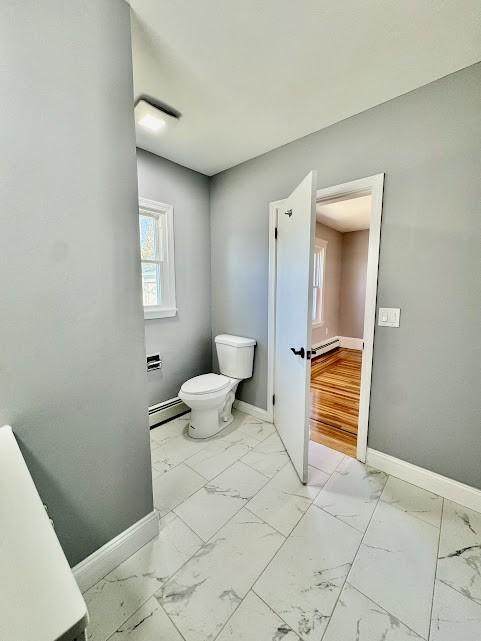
[378,307,400,327]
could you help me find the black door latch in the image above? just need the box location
[290,347,305,358]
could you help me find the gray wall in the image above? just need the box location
[0,0,152,565]
[137,150,212,406]
[339,230,369,339]
[313,223,343,344]
[210,63,481,489]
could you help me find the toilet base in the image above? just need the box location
[186,383,238,439]
[188,412,234,439]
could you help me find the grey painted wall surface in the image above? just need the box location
[312,223,343,344]
[0,0,152,565]
[137,150,212,406]
[210,63,481,488]
[339,230,369,339]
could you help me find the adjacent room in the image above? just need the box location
[1,2,480,641]
[310,193,371,457]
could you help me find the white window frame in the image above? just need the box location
[139,197,177,320]
[312,238,327,328]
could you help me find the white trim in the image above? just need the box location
[367,449,481,513]
[312,238,328,326]
[339,336,363,350]
[233,399,271,422]
[144,306,177,320]
[139,198,177,320]
[73,511,159,593]
[149,397,189,428]
[268,173,384,465]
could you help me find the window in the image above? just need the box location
[312,239,327,326]
[139,198,177,319]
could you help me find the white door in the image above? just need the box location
[274,171,317,483]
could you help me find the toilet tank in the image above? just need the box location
[215,334,256,379]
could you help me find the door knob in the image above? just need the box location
[290,347,305,358]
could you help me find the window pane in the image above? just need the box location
[139,214,158,260]
[142,262,161,306]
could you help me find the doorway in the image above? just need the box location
[310,190,372,457]
[268,174,384,481]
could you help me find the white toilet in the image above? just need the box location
[179,334,256,439]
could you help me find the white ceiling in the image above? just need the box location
[129,0,481,176]
[316,194,371,232]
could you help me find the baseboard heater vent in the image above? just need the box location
[149,397,189,429]
[312,337,341,358]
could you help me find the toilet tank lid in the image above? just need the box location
[215,334,256,347]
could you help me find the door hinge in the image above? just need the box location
[272,394,275,406]
[274,227,278,239]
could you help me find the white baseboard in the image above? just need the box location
[73,511,159,593]
[339,336,363,350]
[233,399,271,422]
[149,397,188,428]
[367,448,481,513]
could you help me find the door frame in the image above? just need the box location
[267,173,384,462]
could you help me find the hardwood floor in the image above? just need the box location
[310,347,362,458]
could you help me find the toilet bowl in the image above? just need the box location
[179,334,256,439]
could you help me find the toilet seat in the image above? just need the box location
[181,373,230,396]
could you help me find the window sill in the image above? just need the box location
[144,307,178,320]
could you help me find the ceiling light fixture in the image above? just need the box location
[134,98,179,136]
[138,113,166,132]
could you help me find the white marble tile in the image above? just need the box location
[216,591,299,641]
[323,583,423,641]
[254,505,362,641]
[84,512,201,641]
[150,420,206,475]
[222,427,263,449]
[308,440,345,475]
[241,432,290,478]
[314,458,387,533]
[348,500,439,638]
[185,437,253,480]
[380,476,443,528]
[247,463,329,535]
[110,597,183,641]
[175,461,268,541]
[237,416,277,443]
[430,579,481,641]
[150,417,189,445]
[152,464,206,516]
[437,499,481,605]
[157,508,284,641]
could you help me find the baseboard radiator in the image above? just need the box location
[312,337,341,358]
[149,397,189,429]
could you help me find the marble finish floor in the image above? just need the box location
[84,411,481,641]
